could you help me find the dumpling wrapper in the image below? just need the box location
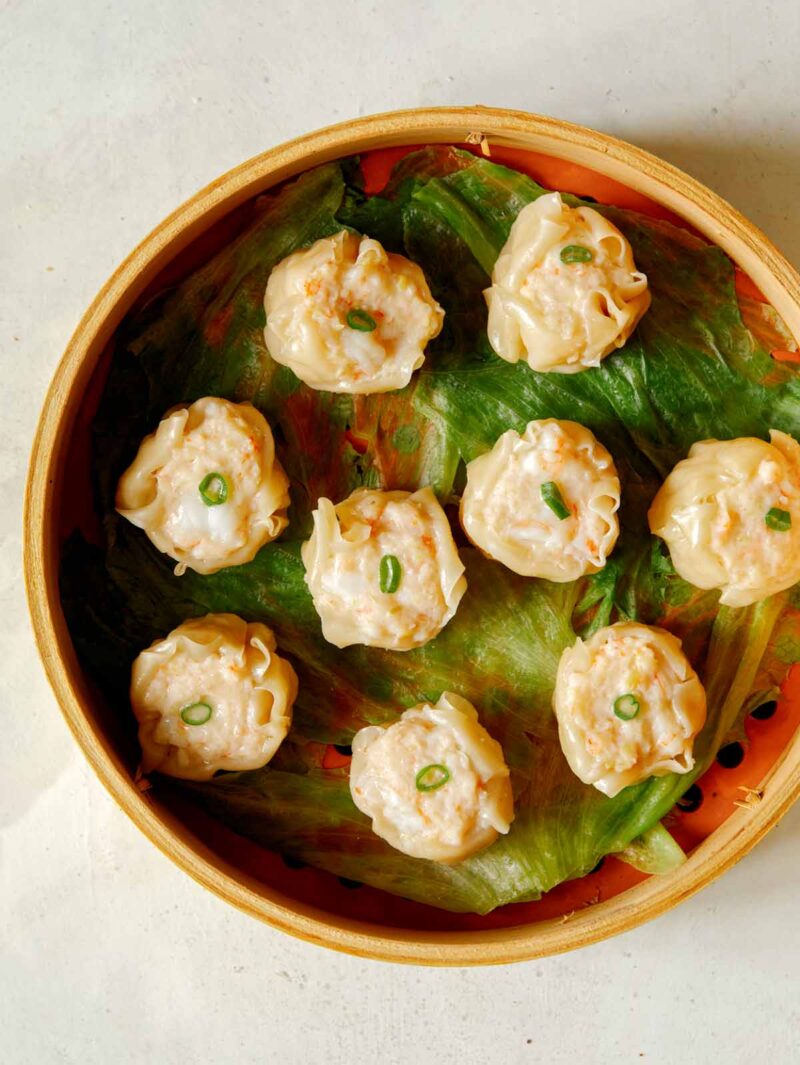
[301,486,466,650]
[264,231,444,394]
[649,430,800,607]
[350,692,514,863]
[485,191,650,373]
[553,622,707,798]
[131,613,298,781]
[460,418,620,581]
[116,397,290,576]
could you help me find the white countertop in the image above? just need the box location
[3,1,800,1061]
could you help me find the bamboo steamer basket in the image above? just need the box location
[24,107,800,965]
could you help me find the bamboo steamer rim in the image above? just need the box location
[23,106,800,966]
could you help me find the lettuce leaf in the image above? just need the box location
[61,149,800,913]
[617,823,686,875]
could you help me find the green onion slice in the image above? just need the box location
[765,507,792,532]
[180,701,213,726]
[560,244,593,264]
[613,693,640,721]
[346,308,377,332]
[198,472,229,506]
[540,481,571,520]
[415,763,450,792]
[379,554,402,594]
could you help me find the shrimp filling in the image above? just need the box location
[264,231,444,393]
[301,487,466,650]
[485,192,650,373]
[116,397,289,575]
[554,622,707,797]
[460,419,620,581]
[131,614,298,781]
[349,693,514,863]
[649,430,800,606]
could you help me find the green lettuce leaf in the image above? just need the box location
[61,149,800,914]
[617,823,686,875]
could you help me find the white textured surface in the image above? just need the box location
[3,1,800,1061]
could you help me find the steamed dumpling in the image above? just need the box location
[485,192,650,373]
[116,397,290,576]
[460,419,620,581]
[131,613,297,781]
[553,622,707,798]
[349,692,514,863]
[301,487,466,650]
[648,430,800,607]
[264,231,444,393]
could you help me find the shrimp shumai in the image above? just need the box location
[649,430,800,607]
[460,419,621,581]
[131,613,298,781]
[301,487,466,650]
[553,622,707,798]
[264,231,444,394]
[350,693,514,863]
[116,397,290,575]
[485,192,650,373]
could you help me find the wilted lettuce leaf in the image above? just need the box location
[62,149,800,913]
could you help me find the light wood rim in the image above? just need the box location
[24,106,800,965]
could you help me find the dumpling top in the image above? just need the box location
[485,191,650,373]
[349,692,514,863]
[553,622,707,798]
[648,430,800,607]
[460,418,620,581]
[301,486,466,650]
[116,397,290,576]
[131,613,298,781]
[264,231,444,394]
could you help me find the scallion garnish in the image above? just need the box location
[180,701,213,726]
[765,507,791,532]
[198,472,229,506]
[613,693,640,721]
[415,763,450,792]
[379,554,402,594]
[560,244,593,264]
[346,308,377,332]
[540,481,571,520]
